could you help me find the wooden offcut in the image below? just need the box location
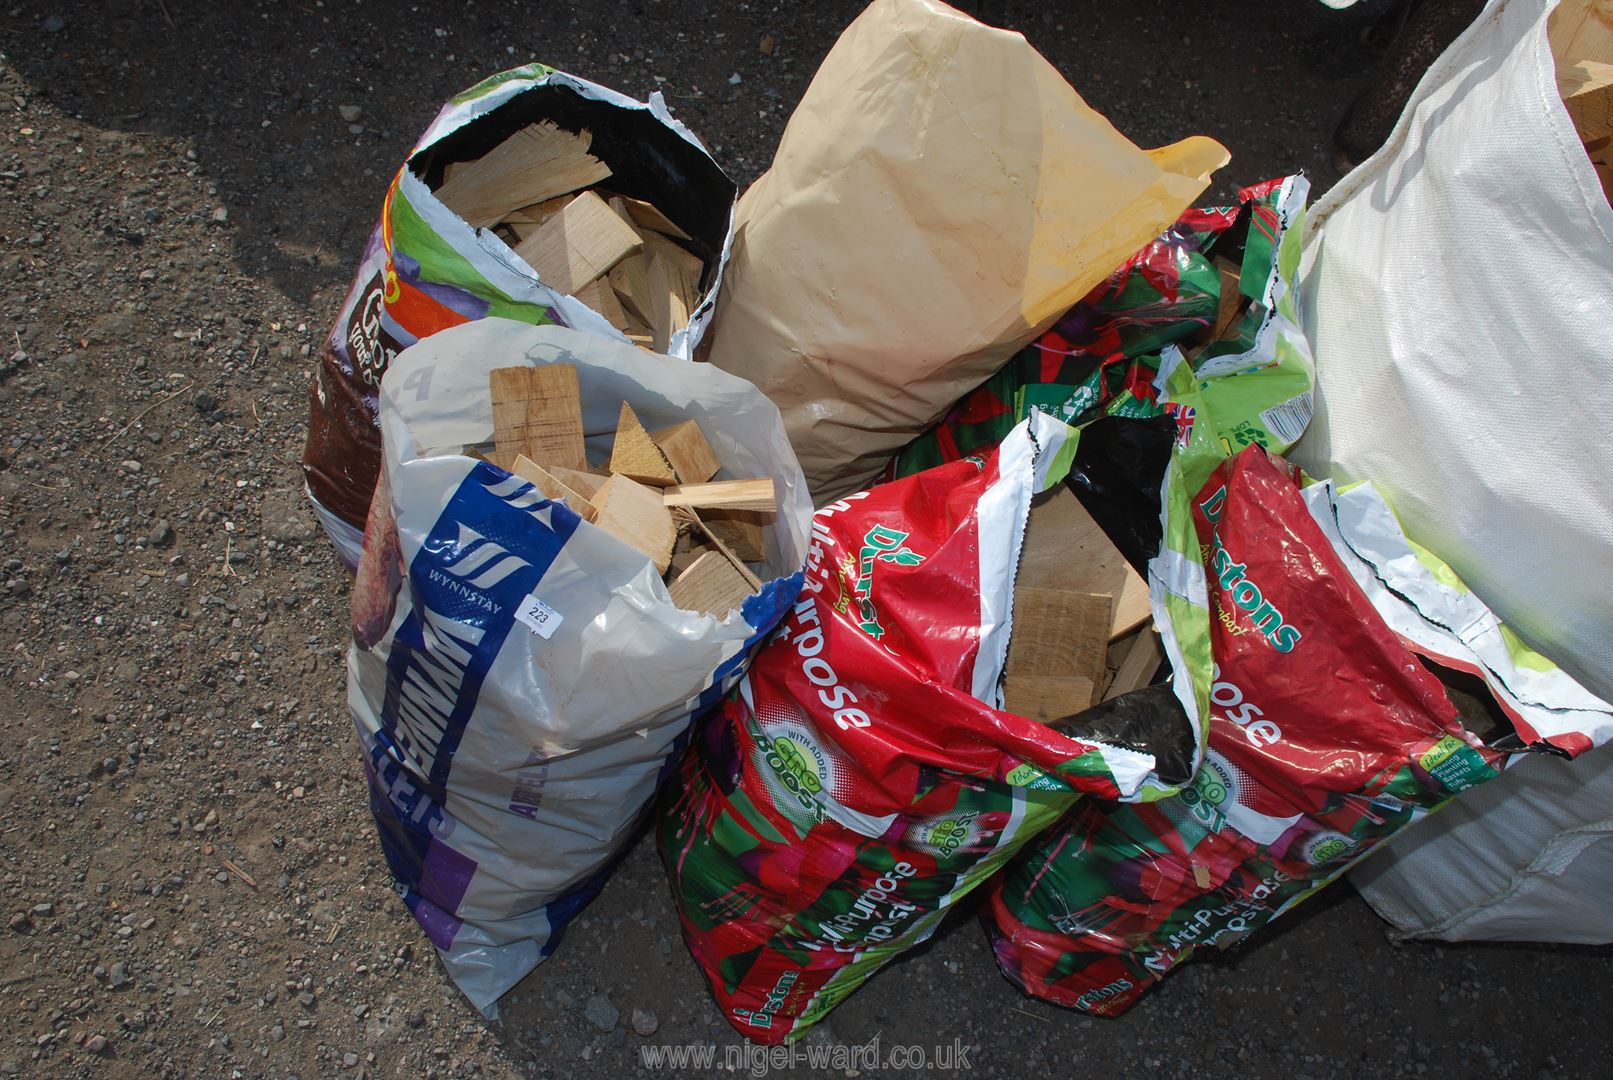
[700,510,767,563]
[608,253,656,329]
[1560,58,1613,143]
[593,474,676,573]
[489,365,588,472]
[1008,589,1111,680]
[668,550,754,617]
[609,402,678,486]
[572,278,631,332]
[650,420,721,485]
[676,508,763,590]
[1210,256,1244,343]
[1003,674,1097,724]
[434,121,612,229]
[1020,486,1151,641]
[1551,0,1613,70]
[502,195,574,225]
[644,246,690,354]
[512,191,645,296]
[508,455,598,522]
[661,479,777,513]
[545,465,607,501]
[607,193,692,240]
[1103,629,1164,702]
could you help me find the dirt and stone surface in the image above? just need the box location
[0,1,1609,1077]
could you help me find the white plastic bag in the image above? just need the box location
[1351,741,1613,943]
[347,319,811,1015]
[1295,0,1613,941]
[1292,0,1613,708]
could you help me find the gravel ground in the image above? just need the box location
[1,1,1610,1077]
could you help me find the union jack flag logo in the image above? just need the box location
[1163,402,1196,448]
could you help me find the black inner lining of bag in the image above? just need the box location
[1063,414,1176,576]
[1414,655,1549,755]
[1051,682,1195,789]
[410,82,735,282]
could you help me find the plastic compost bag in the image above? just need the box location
[983,446,1613,1015]
[348,318,811,1017]
[305,64,735,565]
[706,0,1228,503]
[658,411,1193,1045]
[891,177,1305,480]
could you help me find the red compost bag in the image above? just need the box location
[657,414,1176,1044]
[983,446,1510,1015]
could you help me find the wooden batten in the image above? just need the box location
[661,479,777,513]
[593,474,676,573]
[609,402,678,486]
[650,420,721,485]
[488,365,588,472]
[434,121,611,229]
[512,191,645,296]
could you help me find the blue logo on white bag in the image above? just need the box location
[373,465,578,797]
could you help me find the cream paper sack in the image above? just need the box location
[706,0,1228,502]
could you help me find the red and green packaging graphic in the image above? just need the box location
[889,176,1300,479]
[658,413,1180,1044]
[982,446,1508,1016]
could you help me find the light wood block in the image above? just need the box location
[661,479,777,513]
[593,474,676,573]
[609,402,677,486]
[1020,485,1151,641]
[489,365,587,472]
[1003,675,1097,724]
[650,420,721,485]
[668,550,754,617]
[434,121,611,229]
[511,190,644,296]
[508,455,597,522]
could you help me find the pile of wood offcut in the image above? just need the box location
[1002,485,1163,724]
[434,121,706,353]
[479,364,776,619]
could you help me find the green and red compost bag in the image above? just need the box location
[889,176,1311,480]
[657,411,1189,1044]
[983,446,1613,1016]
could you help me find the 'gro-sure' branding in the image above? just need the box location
[1198,484,1301,654]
